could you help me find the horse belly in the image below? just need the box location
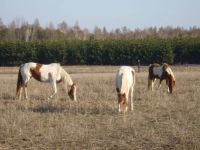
[40,76,49,82]
[40,66,58,82]
[40,72,51,82]
[56,74,62,82]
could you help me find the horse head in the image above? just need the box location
[164,65,176,93]
[168,74,176,93]
[68,83,77,101]
[117,93,128,112]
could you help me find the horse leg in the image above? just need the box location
[130,87,134,111]
[125,91,129,112]
[167,85,170,93]
[117,95,121,112]
[17,86,23,100]
[48,81,57,100]
[158,79,163,89]
[148,78,154,91]
[118,103,121,112]
[150,79,155,91]
[24,86,28,99]
[165,79,170,93]
[116,92,121,112]
[148,76,152,90]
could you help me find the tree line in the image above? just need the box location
[0,18,200,66]
[1,18,200,41]
[0,37,200,66]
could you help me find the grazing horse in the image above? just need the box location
[115,66,135,112]
[148,63,176,93]
[16,62,77,101]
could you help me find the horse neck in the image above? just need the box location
[120,74,129,96]
[60,68,73,87]
[166,67,175,80]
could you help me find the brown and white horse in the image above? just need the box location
[148,63,176,93]
[115,66,136,112]
[16,62,77,101]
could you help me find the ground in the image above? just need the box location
[0,65,200,149]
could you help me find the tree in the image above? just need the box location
[94,26,102,40]
[31,18,41,41]
[58,21,68,33]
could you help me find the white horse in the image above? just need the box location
[16,62,77,101]
[115,66,135,112]
[148,63,176,93]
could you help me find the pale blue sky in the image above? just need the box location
[1,0,200,31]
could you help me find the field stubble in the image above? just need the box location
[0,65,200,149]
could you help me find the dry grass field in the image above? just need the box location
[0,65,200,149]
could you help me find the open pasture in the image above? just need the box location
[0,65,200,149]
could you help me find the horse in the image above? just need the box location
[148,63,176,93]
[16,62,77,101]
[115,66,136,112]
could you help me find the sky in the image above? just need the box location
[1,0,200,31]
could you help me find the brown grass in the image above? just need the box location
[0,65,200,149]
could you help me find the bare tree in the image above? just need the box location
[83,28,90,40]
[94,26,102,40]
[0,18,5,28]
[31,18,41,41]
[7,21,16,40]
[1,18,200,41]
[73,21,81,39]
[58,21,69,33]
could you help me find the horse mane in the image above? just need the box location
[165,65,175,80]
[60,66,73,87]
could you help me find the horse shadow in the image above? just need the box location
[31,106,64,113]
[30,103,65,113]
[1,93,15,100]
[28,101,117,115]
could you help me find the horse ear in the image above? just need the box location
[122,93,126,97]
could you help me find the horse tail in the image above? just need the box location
[16,65,23,99]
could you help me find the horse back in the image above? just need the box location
[30,63,42,81]
[39,63,62,82]
[21,62,61,82]
[115,66,135,93]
